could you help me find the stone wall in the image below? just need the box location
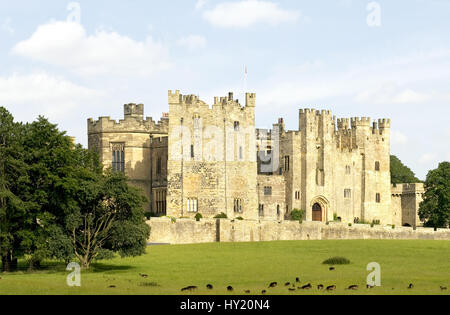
[147,218,450,244]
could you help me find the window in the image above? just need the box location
[157,157,162,175]
[193,115,201,129]
[285,156,290,172]
[190,145,195,159]
[234,121,240,131]
[345,165,351,174]
[344,189,351,199]
[375,161,380,171]
[376,193,381,203]
[111,143,125,172]
[264,186,272,196]
[279,167,283,175]
[295,191,300,200]
[187,198,198,213]
[155,190,167,214]
[239,146,243,160]
[234,199,243,213]
[277,205,280,217]
[259,204,264,217]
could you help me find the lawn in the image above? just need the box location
[0,240,449,295]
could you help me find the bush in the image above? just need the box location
[195,213,203,222]
[291,209,305,222]
[235,217,244,221]
[322,257,351,265]
[214,212,228,219]
[348,223,352,227]
[392,225,395,229]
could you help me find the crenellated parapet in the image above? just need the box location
[168,90,256,116]
[391,183,424,196]
[87,103,169,135]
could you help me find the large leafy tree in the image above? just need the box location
[419,162,450,228]
[0,108,150,271]
[65,170,150,269]
[0,107,30,271]
[390,155,421,184]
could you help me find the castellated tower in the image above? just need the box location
[258,109,392,224]
[87,103,169,211]
[166,90,259,220]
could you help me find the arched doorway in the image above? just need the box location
[309,196,329,222]
[312,203,322,222]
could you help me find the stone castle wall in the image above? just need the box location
[147,218,450,244]
[166,91,259,220]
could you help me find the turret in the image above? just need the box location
[246,93,256,107]
[124,103,144,120]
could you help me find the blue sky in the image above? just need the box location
[1,0,449,179]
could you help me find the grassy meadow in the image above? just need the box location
[0,240,449,295]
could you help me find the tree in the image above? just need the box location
[1,108,150,271]
[0,107,30,271]
[390,155,421,184]
[419,162,450,228]
[65,170,150,269]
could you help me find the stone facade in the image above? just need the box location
[87,90,424,227]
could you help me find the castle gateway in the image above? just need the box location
[88,90,423,227]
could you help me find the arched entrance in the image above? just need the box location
[312,203,322,221]
[310,196,329,222]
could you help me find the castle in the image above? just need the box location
[88,90,424,228]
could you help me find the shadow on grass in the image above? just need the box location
[90,263,135,273]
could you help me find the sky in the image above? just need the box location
[0,0,449,179]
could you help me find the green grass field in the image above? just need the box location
[0,240,449,295]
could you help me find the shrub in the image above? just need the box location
[195,213,203,222]
[333,213,338,221]
[322,257,351,265]
[291,209,305,222]
[235,217,244,220]
[392,225,395,229]
[348,223,352,227]
[214,212,228,219]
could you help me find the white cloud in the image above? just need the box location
[419,153,436,164]
[391,130,408,145]
[12,21,172,77]
[195,0,208,10]
[203,0,300,28]
[177,35,207,52]
[1,17,14,35]
[0,72,103,120]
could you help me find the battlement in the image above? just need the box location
[350,117,371,128]
[87,103,169,135]
[378,118,391,129]
[124,103,144,119]
[337,118,350,130]
[169,90,256,111]
[391,183,424,196]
